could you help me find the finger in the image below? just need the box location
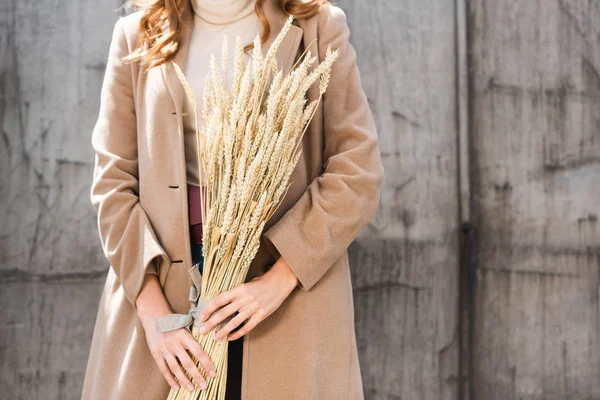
[175,347,207,391]
[164,353,195,392]
[227,309,263,341]
[183,335,217,379]
[198,289,238,322]
[200,299,244,334]
[154,354,180,391]
[214,304,255,340]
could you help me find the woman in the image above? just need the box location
[82,0,384,398]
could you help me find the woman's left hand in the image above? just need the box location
[197,256,299,341]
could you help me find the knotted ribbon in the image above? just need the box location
[155,262,208,332]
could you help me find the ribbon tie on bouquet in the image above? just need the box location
[155,262,207,333]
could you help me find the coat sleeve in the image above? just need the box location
[90,16,169,308]
[146,260,159,275]
[261,5,385,292]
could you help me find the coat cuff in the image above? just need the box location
[261,212,341,292]
[121,226,170,309]
[261,230,311,291]
[145,257,159,275]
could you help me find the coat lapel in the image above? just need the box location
[160,0,304,114]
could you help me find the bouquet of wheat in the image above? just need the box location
[164,15,338,400]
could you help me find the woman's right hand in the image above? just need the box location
[143,321,217,392]
[136,274,217,392]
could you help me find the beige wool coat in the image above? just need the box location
[82,0,384,399]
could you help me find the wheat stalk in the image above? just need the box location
[166,15,338,400]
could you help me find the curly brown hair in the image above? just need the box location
[122,0,328,73]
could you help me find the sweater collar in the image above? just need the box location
[190,0,256,25]
[161,0,304,116]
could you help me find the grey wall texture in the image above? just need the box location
[1,0,599,399]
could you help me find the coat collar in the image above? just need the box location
[161,0,304,114]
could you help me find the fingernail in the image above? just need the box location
[200,381,207,389]
[187,384,194,391]
[199,326,206,333]
[172,385,179,391]
[209,370,217,378]
[213,333,220,340]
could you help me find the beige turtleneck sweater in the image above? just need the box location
[147,0,259,275]
[182,0,260,186]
